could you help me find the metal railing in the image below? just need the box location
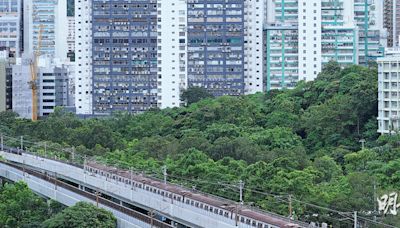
[0,160,173,228]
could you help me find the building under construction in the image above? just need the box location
[12,56,71,119]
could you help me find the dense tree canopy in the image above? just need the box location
[181,87,214,105]
[0,182,49,227]
[2,62,399,226]
[0,182,116,227]
[42,202,116,228]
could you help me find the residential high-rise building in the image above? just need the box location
[67,0,75,62]
[77,0,265,114]
[320,0,358,67]
[91,0,158,114]
[24,0,56,57]
[0,59,6,112]
[156,0,187,109]
[377,48,400,134]
[0,0,22,60]
[298,0,322,82]
[264,25,299,90]
[74,0,92,115]
[24,0,70,59]
[186,0,245,97]
[0,51,13,112]
[264,0,384,90]
[354,0,385,64]
[75,0,386,112]
[244,0,265,94]
[384,0,400,47]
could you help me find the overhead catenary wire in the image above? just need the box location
[1,134,398,228]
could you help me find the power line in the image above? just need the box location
[356,215,398,228]
[2,133,398,228]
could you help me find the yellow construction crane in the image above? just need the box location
[29,25,44,121]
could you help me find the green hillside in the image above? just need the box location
[1,62,399,226]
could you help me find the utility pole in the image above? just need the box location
[235,204,239,226]
[373,181,377,222]
[359,139,366,150]
[354,211,357,228]
[130,167,133,200]
[162,166,167,184]
[22,159,25,180]
[239,180,244,205]
[1,133,3,151]
[149,210,155,228]
[96,191,100,207]
[71,147,75,162]
[55,172,57,190]
[83,155,87,182]
[289,194,293,219]
[20,136,23,151]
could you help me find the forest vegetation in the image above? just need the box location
[1,62,399,226]
[0,181,116,227]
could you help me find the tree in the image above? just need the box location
[344,149,377,173]
[42,202,116,228]
[181,87,213,105]
[313,156,342,182]
[0,182,49,227]
[1,62,393,226]
[302,95,358,150]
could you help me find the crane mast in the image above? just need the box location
[29,25,43,121]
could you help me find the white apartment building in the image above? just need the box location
[23,0,70,60]
[378,48,400,134]
[74,0,92,115]
[156,0,188,109]
[298,0,322,82]
[244,0,265,94]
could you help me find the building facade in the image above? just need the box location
[0,60,6,112]
[264,25,299,90]
[0,51,12,112]
[156,0,187,109]
[74,0,92,115]
[298,0,322,82]
[187,0,245,97]
[320,0,358,67]
[91,0,158,114]
[83,0,264,114]
[378,48,400,134]
[24,0,70,59]
[67,0,75,62]
[264,0,384,90]
[24,0,57,57]
[0,0,22,60]
[384,0,400,47]
[12,57,70,119]
[38,64,70,117]
[243,0,264,94]
[354,0,385,64]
